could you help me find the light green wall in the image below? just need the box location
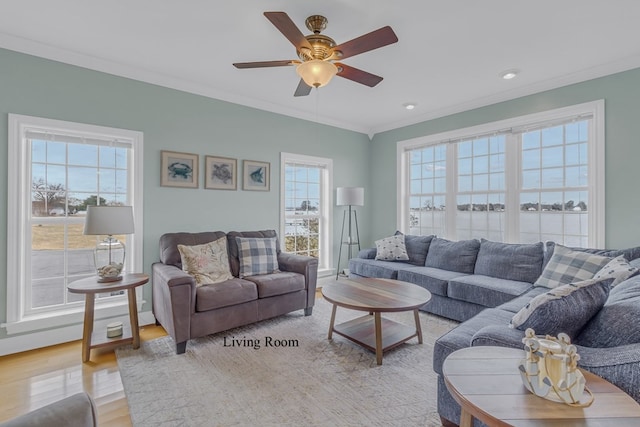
[0,48,371,341]
[370,68,640,249]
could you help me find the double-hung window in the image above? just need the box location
[5,114,144,334]
[280,153,333,274]
[398,101,604,246]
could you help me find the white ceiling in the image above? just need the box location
[2,1,640,137]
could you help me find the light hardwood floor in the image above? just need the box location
[0,324,167,426]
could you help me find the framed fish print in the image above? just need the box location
[161,150,199,188]
[243,160,270,191]
[205,156,237,190]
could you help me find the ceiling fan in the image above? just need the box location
[233,12,398,97]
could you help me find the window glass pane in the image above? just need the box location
[68,144,97,166]
[542,146,563,167]
[68,167,98,191]
[522,131,540,150]
[47,141,66,164]
[542,126,563,146]
[32,140,46,163]
[522,149,540,170]
[99,146,117,168]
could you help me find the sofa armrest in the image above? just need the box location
[152,262,196,349]
[277,252,318,308]
[575,344,640,403]
[471,325,526,349]
[358,248,377,259]
[0,392,97,427]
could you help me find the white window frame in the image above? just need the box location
[280,152,333,276]
[4,114,144,334]
[397,100,605,246]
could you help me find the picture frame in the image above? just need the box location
[243,160,270,191]
[160,150,199,188]
[205,156,237,190]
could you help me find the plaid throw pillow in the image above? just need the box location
[235,236,279,278]
[534,244,611,288]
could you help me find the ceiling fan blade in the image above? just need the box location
[264,12,313,51]
[233,60,295,69]
[333,26,398,60]
[294,79,313,97]
[335,63,383,87]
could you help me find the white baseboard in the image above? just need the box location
[0,311,156,356]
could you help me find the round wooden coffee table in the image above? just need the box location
[443,346,640,426]
[68,273,148,362]
[321,277,431,365]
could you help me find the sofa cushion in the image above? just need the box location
[510,277,613,339]
[243,271,305,298]
[159,231,227,268]
[177,237,233,286]
[375,234,409,261]
[227,230,280,277]
[534,244,611,289]
[395,231,434,266]
[593,255,638,287]
[397,267,469,297]
[196,278,258,311]
[448,275,533,308]
[474,239,543,283]
[235,236,280,278]
[576,275,640,348]
[543,242,640,268]
[348,258,418,279]
[497,286,548,313]
[433,308,514,375]
[425,238,480,274]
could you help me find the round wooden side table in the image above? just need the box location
[67,273,149,362]
[443,346,640,426]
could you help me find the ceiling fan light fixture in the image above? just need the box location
[296,59,338,88]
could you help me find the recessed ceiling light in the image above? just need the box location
[403,103,417,110]
[500,69,519,80]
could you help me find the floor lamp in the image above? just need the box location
[336,187,364,279]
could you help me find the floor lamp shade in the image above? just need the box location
[83,206,135,282]
[336,187,364,207]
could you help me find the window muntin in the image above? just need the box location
[284,163,321,258]
[280,153,333,273]
[399,102,603,246]
[6,114,143,331]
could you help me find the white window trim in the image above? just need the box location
[397,100,605,246]
[4,114,144,335]
[280,152,334,276]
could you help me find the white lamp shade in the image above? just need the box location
[84,205,135,235]
[336,187,364,206]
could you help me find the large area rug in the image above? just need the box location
[116,297,457,427]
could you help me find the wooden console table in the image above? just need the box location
[443,346,640,426]
[67,273,148,362]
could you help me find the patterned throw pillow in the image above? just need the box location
[177,237,233,286]
[235,236,279,278]
[510,277,612,339]
[593,255,638,287]
[375,234,410,261]
[534,244,611,288]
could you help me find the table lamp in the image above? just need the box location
[83,205,135,282]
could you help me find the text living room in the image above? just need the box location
[2,3,640,427]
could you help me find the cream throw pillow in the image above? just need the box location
[178,237,233,286]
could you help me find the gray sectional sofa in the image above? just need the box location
[349,235,640,426]
[350,235,545,322]
[152,230,318,354]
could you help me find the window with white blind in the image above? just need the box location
[280,153,333,273]
[397,101,604,246]
[5,114,144,333]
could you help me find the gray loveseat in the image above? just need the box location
[349,235,640,426]
[152,230,318,354]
